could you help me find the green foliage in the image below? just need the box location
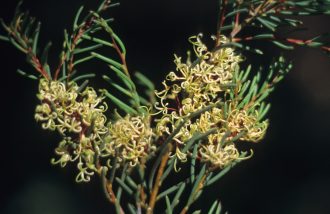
[217,0,330,54]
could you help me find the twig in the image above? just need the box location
[5,26,50,79]
[147,144,171,213]
[101,169,125,214]
[216,0,228,45]
[110,34,129,77]
[230,0,282,38]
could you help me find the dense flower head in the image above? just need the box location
[155,35,268,168]
[34,78,157,181]
[103,114,155,167]
[35,78,108,182]
[35,78,108,136]
[199,143,239,168]
[226,108,268,142]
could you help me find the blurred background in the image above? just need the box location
[0,0,330,213]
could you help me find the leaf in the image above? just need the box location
[187,164,206,207]
[255,90,270,104]
[225,131,246,144]
[113,164,128,213]
[190,144,198,183]
[103,75,133,97]
[81,35,114,47]
[17,69,38,80]
[0,34,9,41]
[252,33,274,40]
[103,75,141,107]
[208,200,218,214]
[258,103,271,121]
[112,32,126,55]
[73,6,84,31]
[160,158,175,182]
[109,156,118,183]
[103,90,138,115]
[94,17,126,55]
[127,203,136,214]
[32,22,41,54]
[115,177,133,195]
[215,202,223,214]
[23,16,36,38]
[139,96,150,106]
[97,0,109,12]
[148,143,171,191]
[9,37,26,53]
[40,41,52,66]
[225,42,263,55]
[125,175,138,190]
[182,128,217,153]
[170,182,186,210]
[220,130,231,145]
[116,164,128,201]
[76,80,89,93]
[44,64,52,80]
[63,29,71,48]
[157,182,183,201]
[206,161,240,186]
[108,66,135,92]
[165,195,173,214]
[225,8,248,18]
[256,17,277,31]
[221,24,234,31]
[272,41,294,50]
[134,71,155,91]
[73,55,96,66]
[91,52,122,69]
[71,73,95,82]
[73,44,103,54]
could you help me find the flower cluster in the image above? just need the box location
[155,35,268,168]
[34,78,156,181]
[35,78,108,182]
[103,114,155,167]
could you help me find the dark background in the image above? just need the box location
[1,1,330,214]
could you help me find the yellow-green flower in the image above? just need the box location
[104,114,154,167]
[36,78,109,182]
[154,34,266,168]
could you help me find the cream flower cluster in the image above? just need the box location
[155,35,268,168]
[35,78,107,136]
[34,79,155,181]
[35,78,108,182]
[103,115,155,167]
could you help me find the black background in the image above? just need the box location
[1,1,330,214]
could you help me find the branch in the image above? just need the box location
[101,167,125,214]
[147,144,172,213]
[232,34,330,53]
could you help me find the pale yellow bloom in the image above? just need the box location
[35,78,108,182]
[104,114,155,167]
[226,109,268,142]
[200,143,240,168]
[154,34,267,168]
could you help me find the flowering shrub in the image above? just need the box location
[1,0,329,213]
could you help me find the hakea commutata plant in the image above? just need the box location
[1,0,330,213]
